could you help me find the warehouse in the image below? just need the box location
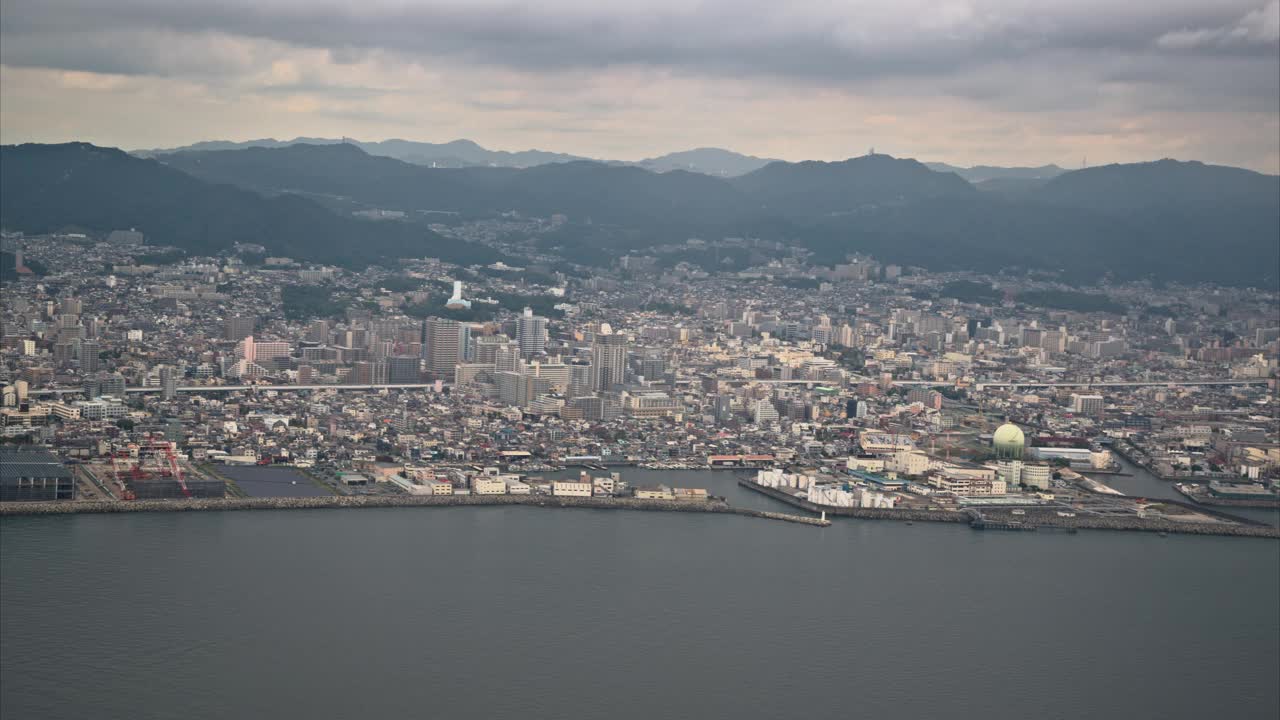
[0,446,76,501]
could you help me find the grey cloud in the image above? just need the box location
[3,1,1277,81]
[0,0,1276,169]
[1157,0,1279,50]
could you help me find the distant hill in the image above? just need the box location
[926,162,1066,184]
[1035,159,1279,211]
[160,144,975,222]
[633,148,777,177]
[12,142,1278,287]
[0,143,500,268]
[972,176,1053,195]
[136,137,590,169]
[731,154,977,216]
[142,138,770,176]
[157,144,748,224]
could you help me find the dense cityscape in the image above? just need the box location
[3,1,1280,716]
[3,225,1276,535]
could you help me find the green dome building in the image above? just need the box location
[992,423,1026,460]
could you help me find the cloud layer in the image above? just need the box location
[1,0,1277,171]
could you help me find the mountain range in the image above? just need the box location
[138,136,1067,184]
[0,143,502,268]
[5,141,1277,287]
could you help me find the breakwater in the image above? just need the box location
[738,480,1280,539]
[0,494,830,527]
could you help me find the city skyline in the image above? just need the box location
[1,0,1278,172]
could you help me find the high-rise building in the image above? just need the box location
[306,320,330,344]
[715,394,734,423]
[639,352,667,382]
[527,362,571,393]
[591,331,627,392]
[494,344,522,373]
[225,315,255,341]
[475,335,515,365]
[351,361,388,385]
[159,366,177,400]
[387,356,421,384]
[424,318,463,378]
[753,400,780,425]
[516,307,548,358]
[53,342,75,369]
[568,363,593,399]
[811,315,833,346]
[78,340,100,374]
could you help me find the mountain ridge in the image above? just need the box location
[7,141,1277,287]
[0,142,501,268]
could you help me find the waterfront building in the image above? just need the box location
[0,447,75,502]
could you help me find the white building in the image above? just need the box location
[472,477,508,495]
[552,480,592,497]
[753,400,780,425]
[886,450,931,477]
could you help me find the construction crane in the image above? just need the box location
[109,450,137,500]
[140,437,190,498]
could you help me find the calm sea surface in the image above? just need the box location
[3,470,1277,720]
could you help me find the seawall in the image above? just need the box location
[0,494,830,527]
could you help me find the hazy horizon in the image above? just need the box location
[2,0,1277,173]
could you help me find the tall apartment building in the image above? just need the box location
[516,307,548,358]
[424,318,464,378]
[591,332,627,392]
[225,315,256,341]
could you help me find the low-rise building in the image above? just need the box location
[552,480,592,497]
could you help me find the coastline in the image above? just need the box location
[0,494,831,527]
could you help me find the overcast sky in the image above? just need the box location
[2,0,1277,171]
